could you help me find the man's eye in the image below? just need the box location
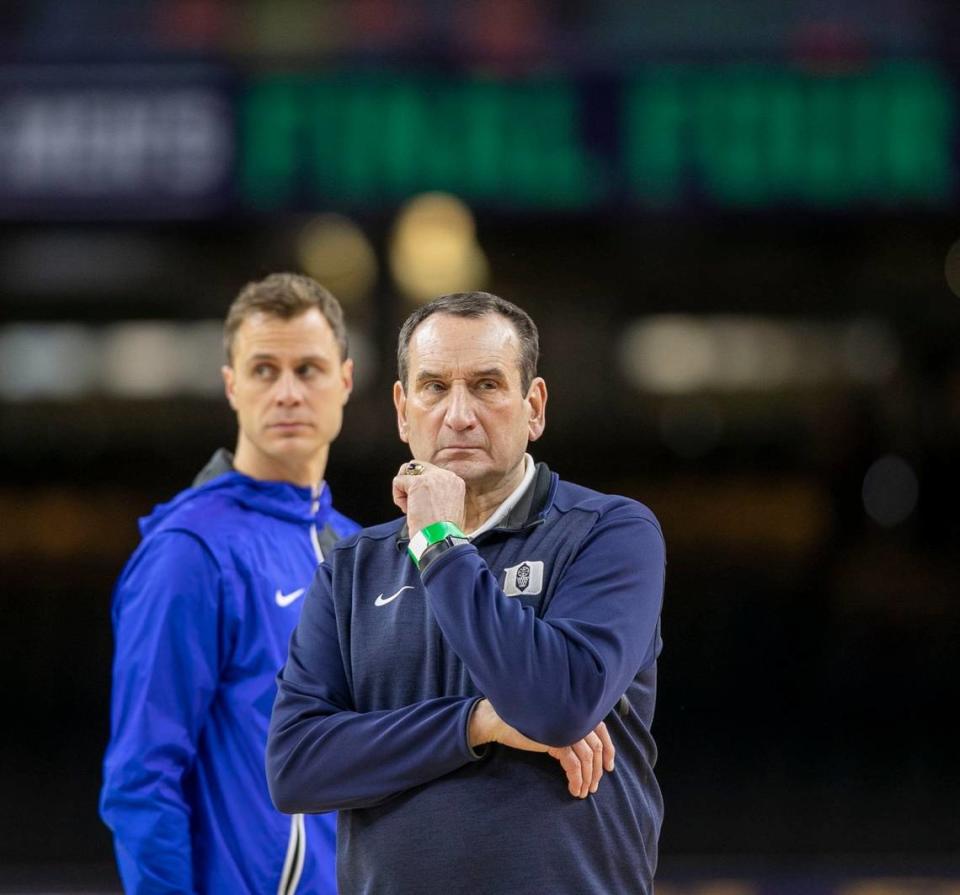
[253,364,276,379]
[296,363,319,378]
[477,380,499,390]
[423,382,446,394]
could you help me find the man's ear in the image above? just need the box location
[526,377,547,442]
[340,358,354,404]
[222,365,238,411]
[393,380,410,444]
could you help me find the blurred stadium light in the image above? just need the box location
[295,213,378,309]
[618,315,900,393]
[0,321,376,398]
[389,192,488,304]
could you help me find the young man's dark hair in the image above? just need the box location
[225,272,349,363]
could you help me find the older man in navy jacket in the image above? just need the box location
[268,292,666,894]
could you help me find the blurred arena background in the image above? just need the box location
[1,1,959,892]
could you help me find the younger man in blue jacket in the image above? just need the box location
[101,273,358,894]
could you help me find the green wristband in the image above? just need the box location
[408,520,467,568]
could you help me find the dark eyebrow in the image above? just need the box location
[248,353,327,364]
[415,367,507,385]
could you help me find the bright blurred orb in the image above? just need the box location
[389,192,488,304]
[862,454,919,528]
[296,214,377,307]
[102,323,194,396]
[619,316,716,394]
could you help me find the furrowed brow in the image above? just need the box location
[415,366,507,384]
[471,367,507,380]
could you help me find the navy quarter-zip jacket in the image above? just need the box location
[268,462,666,894]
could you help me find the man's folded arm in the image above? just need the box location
[421,506,666,746]
[266,565,484,814]
[100,531,221,894]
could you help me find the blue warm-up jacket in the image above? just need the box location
[101,450,359,894]
[267,462,666,895]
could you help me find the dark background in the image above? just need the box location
[1,2,959,892]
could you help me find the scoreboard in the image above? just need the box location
[244,65,951,210]
[0,62,954,218]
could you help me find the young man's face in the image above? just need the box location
[393,312,546,494]
[223,308,352,484]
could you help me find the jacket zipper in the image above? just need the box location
[277,813,306,895]
[278,489,324,895]
[310,485,324,564]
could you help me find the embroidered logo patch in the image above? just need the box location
[503,560,544,596]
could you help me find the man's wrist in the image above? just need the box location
[407,520,468,569]
[467,698,496,748]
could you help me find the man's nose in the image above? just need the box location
[443,382,477,430]
[273,370,303,405]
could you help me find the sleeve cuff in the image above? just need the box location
[419,541,476,580]
[464,696,489,761]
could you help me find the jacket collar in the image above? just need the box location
[140,448,332,537]
[192,447,236,486]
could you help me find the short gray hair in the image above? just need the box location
[397,292,539,393]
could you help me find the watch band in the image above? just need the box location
[408,520,468,569]
[417,534,471,573]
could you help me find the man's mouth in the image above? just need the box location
[269,421,311,430]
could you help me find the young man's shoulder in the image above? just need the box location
[144,482,249,537]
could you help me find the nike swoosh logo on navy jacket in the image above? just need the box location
[101,449,359,895]
[267,462,666,895]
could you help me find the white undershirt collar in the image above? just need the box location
[467,454,535,538]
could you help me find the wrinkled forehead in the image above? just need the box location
[408,313,523,377]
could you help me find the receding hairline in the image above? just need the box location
[397,291,540,394]
[408,308,523,339]
[401,310,529,382]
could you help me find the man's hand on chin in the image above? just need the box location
[392,460,467,534]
